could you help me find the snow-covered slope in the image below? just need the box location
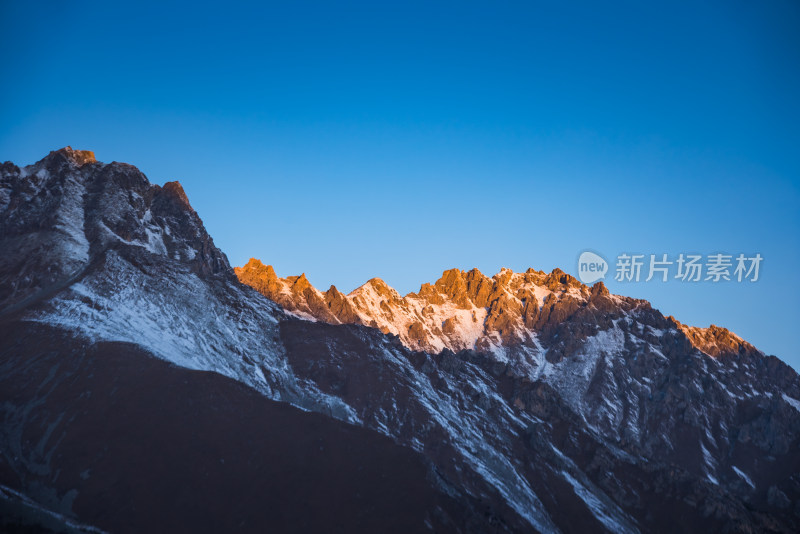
[2,148,799,533]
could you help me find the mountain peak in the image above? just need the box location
[49,146,97,166]
[0,149,232,310]
[160,180,193,211]
[243,257,275,273]
[289,273,312,292]
[364,277,390,288]
[590,280,610,297]
[357,277,397,299]
[543,267,582,290]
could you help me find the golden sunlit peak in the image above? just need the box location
[53,146,96,166]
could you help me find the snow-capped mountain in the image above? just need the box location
[1,148,799,533]
[234,257,761,362]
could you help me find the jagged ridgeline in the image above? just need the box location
[235,258,760,361]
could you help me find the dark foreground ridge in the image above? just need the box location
[0,323,471,534]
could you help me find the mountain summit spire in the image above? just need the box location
[50,146,97,166]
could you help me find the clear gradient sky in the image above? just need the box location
[1,1,798,369]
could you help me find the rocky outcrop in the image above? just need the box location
[673,319,761,359]
[234,258,281,295]
[49,145,97,166]
[324,285,361,323]
[234,258,363,325]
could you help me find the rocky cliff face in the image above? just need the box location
[2,149,799,534]
[0,147,230,316]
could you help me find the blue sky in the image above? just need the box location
[2,1,798,368]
